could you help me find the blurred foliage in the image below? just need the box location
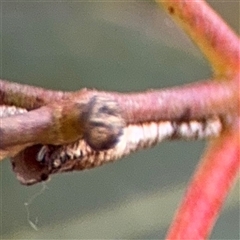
[1,1,239,239]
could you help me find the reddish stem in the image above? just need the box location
[0,79,67,109]
[159,0,240,78]
[166,119,240,239]
[0,79,238,124]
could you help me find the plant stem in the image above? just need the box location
[159,0,240,78]
[1,78,238,124]
[166,119,240,239]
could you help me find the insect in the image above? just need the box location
[37,116,222,170]
[1,103,223,185]
[0,79,234,185]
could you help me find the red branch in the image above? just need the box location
[0,78,238,123]
[159,0,240,78]
[166,119,240,239]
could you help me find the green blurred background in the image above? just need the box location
[1,1,239,239]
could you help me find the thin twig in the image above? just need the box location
[0,78,238,122]
[159,0,240,78]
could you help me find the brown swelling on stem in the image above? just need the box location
[81,96,125,150]
[0,95,125,161]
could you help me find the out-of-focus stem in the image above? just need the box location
[158,0,240,78]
